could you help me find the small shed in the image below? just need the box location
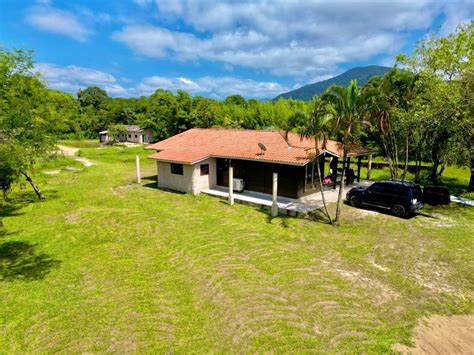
[99,130,110,143]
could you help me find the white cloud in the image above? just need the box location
[25,5,91,42]
[35,63,288,99]
[438,2,474,36]
[113,0,472,78]
[137,75,288,99]
[35,63,129,96]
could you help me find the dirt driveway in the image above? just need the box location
[57,145,95,167]
[393,315,474,354]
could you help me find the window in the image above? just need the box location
[171,163,183,175]
[200,164,209,176]
[135,134,138,138]
[369,183,385,193]
[128,134,131,138]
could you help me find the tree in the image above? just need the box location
[322,80,373,225]
[285,97,334,224]
[77,86,109,109]
[224,95,246,106]
[460,69,474,191]
[108,124,127,143]
[364,69,418,180]
[0,48,57,200]
[396,23,473,183]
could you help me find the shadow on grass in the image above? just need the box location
[307,209,333,224]
[0,241,61,281]
[142,174,158,182]
[265,212,292,228]
[1,190,58,218]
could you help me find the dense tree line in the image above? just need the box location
[60,86,312,140]
[0,23,472,208]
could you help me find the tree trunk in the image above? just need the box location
[438,162,447,178]
[334,153,347,226]
[22,172,44,200]
[415,153,421,183]
[402,134,409,181]
[469,147,474,192]
[429,149,440,182]
[316,155,332,224]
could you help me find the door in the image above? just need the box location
[364,183,391,208]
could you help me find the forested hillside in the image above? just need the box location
[274,65,391,101]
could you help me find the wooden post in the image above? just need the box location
[367,154,372,180]
[228,165,234,205]
[332,157,338,189]
[136,155,141,183]
[319,154,325,177]
[357,156,362,182]
[304,164,307,192]
[311,162,315,187]
[271,173,278,217]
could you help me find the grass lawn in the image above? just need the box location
[58,139,101,149]
[1,145,473,352]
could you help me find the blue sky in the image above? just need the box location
[0,0,472,99]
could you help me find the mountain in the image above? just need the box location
[274,65,392,101]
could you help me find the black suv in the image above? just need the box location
[346,180,424,217]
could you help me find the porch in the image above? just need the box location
[202,180,371,215]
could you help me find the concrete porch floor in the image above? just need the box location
[202,180,372,215]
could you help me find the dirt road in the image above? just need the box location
[393,315,474,354]
[57,145,95,167]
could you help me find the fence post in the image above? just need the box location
[271,173,278,217]
[228,165,234,205]
[136,155,141,183]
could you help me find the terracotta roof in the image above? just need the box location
[147,128,373,165]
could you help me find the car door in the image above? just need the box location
[364,183,390,208]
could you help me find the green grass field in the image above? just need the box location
[1,145,473,352]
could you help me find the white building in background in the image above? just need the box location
[99,125,153,144]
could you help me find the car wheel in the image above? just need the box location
[349,196,362,208]
[391,204,406,218]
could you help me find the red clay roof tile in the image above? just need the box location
[147,128,372,165]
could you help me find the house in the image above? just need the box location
[147,128,374,199]
[99,125,153,144]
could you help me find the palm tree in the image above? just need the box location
[322,80,374,225]
[364,69,418,181]
[286,98,334,224]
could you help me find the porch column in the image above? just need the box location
[332,157,338,189]
[228,165,234,205]
[139,134,143,144]
[271,173,278,217]
[311,162,315,187]
[136,155,141,183]
[357,156,362,182]
[367,154,372,180]
[319,155,325,177]
[304,164,308,192]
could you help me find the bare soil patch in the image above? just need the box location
[393,315,474,354]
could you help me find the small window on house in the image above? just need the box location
[135,134,138,138]
[171,163,183,175]
[200,164,209,176]
[128,134,131,138]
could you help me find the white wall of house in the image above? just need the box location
[125,130,152,143]
[156,158,216,195]
[190,158,216,194]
